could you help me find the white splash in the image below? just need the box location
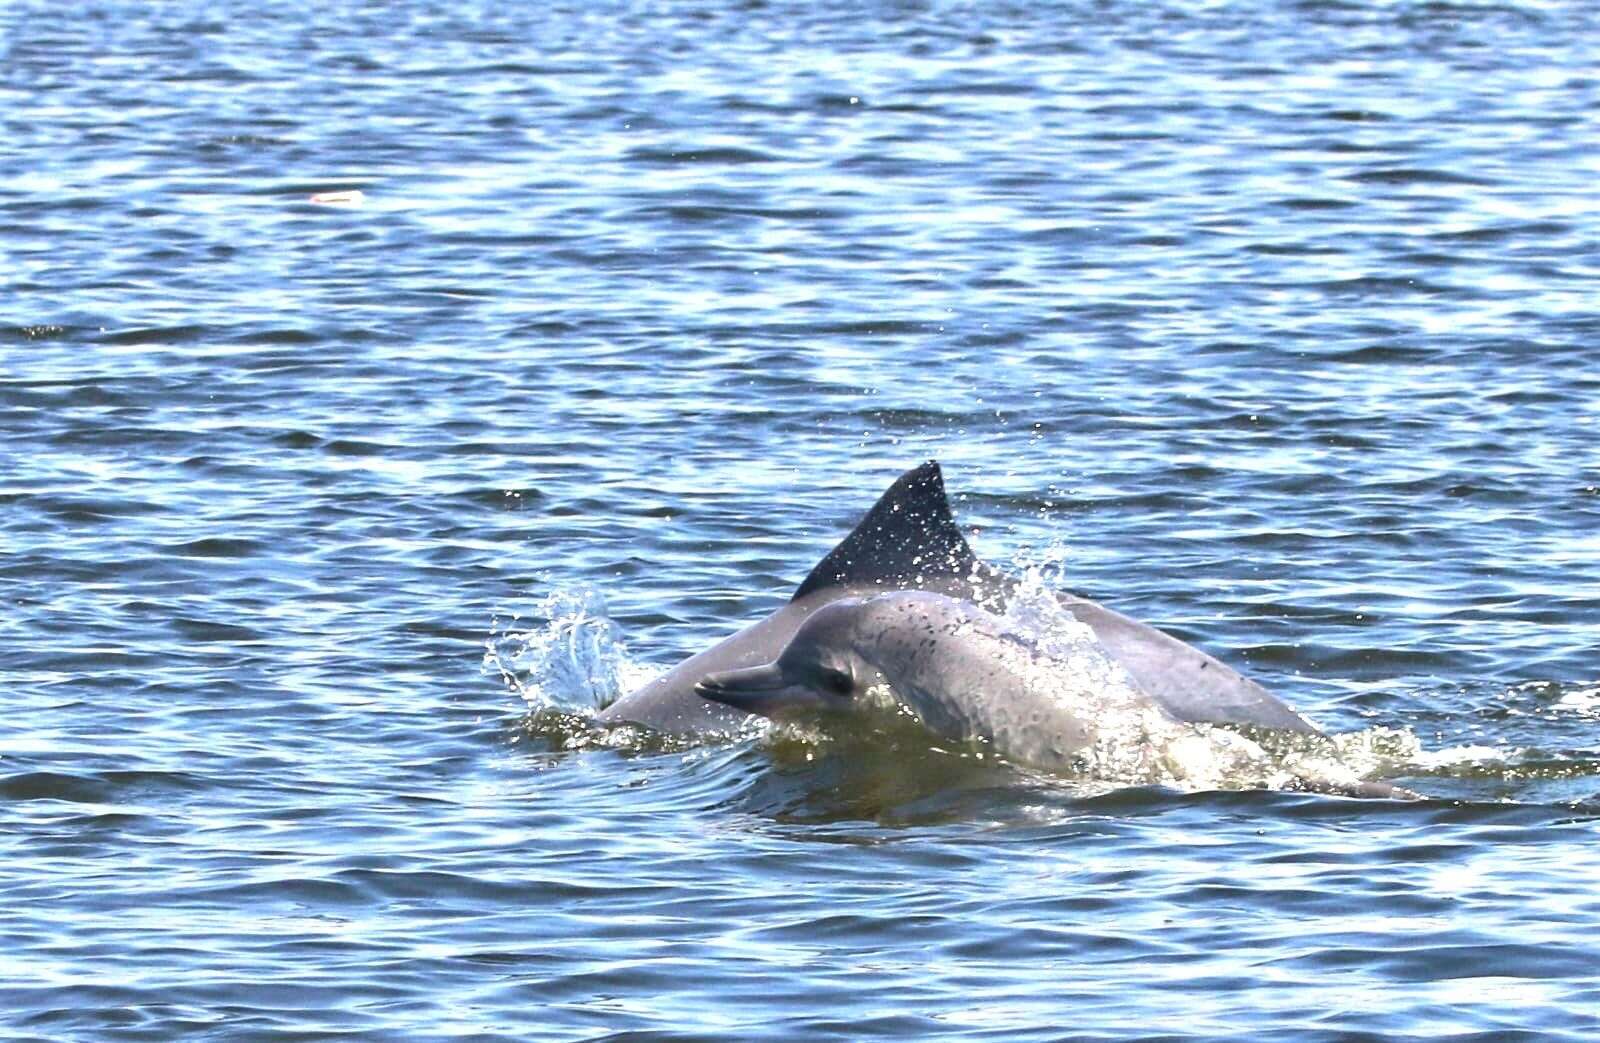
[484,589,648,712]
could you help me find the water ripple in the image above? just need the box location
[4,0,1600,1037]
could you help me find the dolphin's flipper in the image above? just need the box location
[792,461,1007,601]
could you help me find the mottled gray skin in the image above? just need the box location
[698,591,1422,799]
[598,461,1317,737]
[696,593,1104,769]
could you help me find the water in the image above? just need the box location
[4,0,1599,1038]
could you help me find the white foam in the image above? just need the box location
[1554,684,1600,715]
[1409,743,1521,770]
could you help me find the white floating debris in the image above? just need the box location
[309,190,365,205]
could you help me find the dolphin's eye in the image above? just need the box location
[819,667,854,698]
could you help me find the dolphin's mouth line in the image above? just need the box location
[694,678,740,699]
[696,669,787,698]
[693,664,804,715]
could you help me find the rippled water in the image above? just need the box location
[5,0,1600,1038]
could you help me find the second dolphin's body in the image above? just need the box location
[696,591,1122,770]
[696,590,1418,797]
[599,462,1315,736]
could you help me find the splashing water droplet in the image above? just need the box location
[484,589,638,712]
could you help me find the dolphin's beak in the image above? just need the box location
[695,665,814,717]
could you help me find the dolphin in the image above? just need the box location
[695,591,1119,769]
[694,591,1418,798]
[597,461,1318,737]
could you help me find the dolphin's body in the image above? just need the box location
[598,462,1317,736]
[694,590,1418,798]
[696,591,1120,770]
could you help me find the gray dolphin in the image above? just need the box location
[696,592,1106,768]
[694,591,1418,798]
[597,461,1316,736]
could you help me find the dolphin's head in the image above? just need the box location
[694,599,882,719]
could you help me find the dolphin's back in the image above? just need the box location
[1056,593,1319,735]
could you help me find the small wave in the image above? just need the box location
[1410,742,1520,771]
[6,323,77,342]
[513,707,732,758]
[1344,167,1490,186]
[1400,740,1600,786]
[625,145,780,165]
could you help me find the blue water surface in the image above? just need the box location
[3,0,1600,1039]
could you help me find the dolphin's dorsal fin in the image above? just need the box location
[793,461,997,601]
